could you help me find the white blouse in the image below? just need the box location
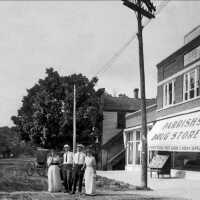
[47,155,60,166]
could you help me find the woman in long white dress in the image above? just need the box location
[84,149,96,195]
[47,150,62,192]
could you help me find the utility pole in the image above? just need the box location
[122,0,156,189]
[73,84,76,161]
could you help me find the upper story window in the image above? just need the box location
[163,80,175,107]
[183,66,200,101]
[117,111,126,129]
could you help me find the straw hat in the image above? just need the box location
[77,144,84,148]
[64,144,70,148]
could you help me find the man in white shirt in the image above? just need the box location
[62,144,73,192]
[71,144,86,194]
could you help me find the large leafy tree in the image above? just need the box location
[12,68,104,149]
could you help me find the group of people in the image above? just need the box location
[47,144,96,196]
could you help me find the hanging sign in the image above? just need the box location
[148,111,200,152]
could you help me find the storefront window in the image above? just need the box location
[135,142,141,164]
[128,142,133,165]
[173,152,200,171]
[127,130,141,166]
[127,131,133,165]
[126,126,153,167]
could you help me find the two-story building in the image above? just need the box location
[149,25,200,174]
[100,90,155,170]
[124,25,200,175]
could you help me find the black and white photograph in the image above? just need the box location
[0,0,200,199]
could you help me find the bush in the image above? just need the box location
[11,142,36,158]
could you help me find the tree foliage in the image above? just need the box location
[12,68,104,149]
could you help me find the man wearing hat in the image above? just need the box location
[71,144,86,194]
[62,144,73,192]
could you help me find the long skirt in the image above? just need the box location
[48,165,62,192]
[84,166,96,195]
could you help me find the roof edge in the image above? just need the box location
[156,34,200,69]
[126,104,157,119]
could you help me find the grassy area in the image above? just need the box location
[0,158,47,192]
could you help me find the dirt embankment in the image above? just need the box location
[0,159,48,192]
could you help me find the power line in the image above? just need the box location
[94,34,137,76]
[94,0,170,77]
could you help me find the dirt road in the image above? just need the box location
[0,158,186,200]
[0,191,186,200]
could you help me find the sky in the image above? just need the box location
[0,1,200,127]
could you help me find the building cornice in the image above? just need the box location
[156,106,200,122]
[124,122,154,132]
[126,104,157,119]
[156,34,200,69]
[157,59,200,86]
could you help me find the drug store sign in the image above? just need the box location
[148,112,200,152]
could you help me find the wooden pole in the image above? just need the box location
[137,0,148,189]
[122,0,155,190]
[73,85,76,159]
